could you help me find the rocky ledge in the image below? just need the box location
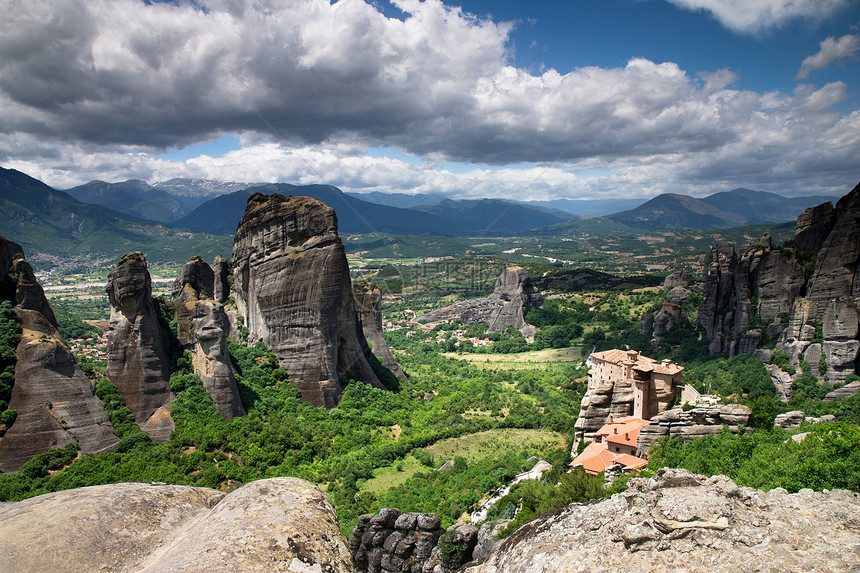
[466,467,860,573]
[636,403,752,455]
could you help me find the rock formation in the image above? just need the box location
[824,379,860,401]
[350,508,479,573]
[775,182,860,382]
[415,267,544,336]
[662,269,695,291]
[0,237,24,302]
[696,242,737,355]
[635,403,752,455]
[105,252,174,441]
[787,201,835,253]
[173,258,245,420]
[0,241,118,473]
[465,468,860,573]
[0,477,352,573]
[696,236,806,355]
[212,254,230,304]
[641,286,690,346]
[354,282,408,381]
[232,193,384,408]
[691,182,860,384]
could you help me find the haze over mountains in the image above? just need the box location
[0,166,843,260]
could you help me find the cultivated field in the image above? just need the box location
[443,347,584,370]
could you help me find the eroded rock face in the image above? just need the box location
[349,508,472,573]
[233,193,382,408]
[774,182,860,381]
[662,269,695,291]
[0,247,118,473]
[572,376,636,439]
[0,237,24,301]
[788,201,835,253]
[0,478,352,573]
[105,252,174,441]
[416,267,544,336]
[698,236,806,356]
[12,258,56,327]
[696,242,737,355]
[807,184,860,321]
[353,283,407,381]
[466,468,860,573]
[173,258,245,420]
[212,255,230,304]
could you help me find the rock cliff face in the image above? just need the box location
[696,236,806,356]
[696,242,737,354]
[773,182,860,382]
[572,374,636,440]
[0,243,118,473]
[354,283,408,381]
[787,201,835,253]
[416,267,544,336]
[212,254,230,304]
[233,193,383,408]
[105,252,174,441]
[692,182,860,385]
[466,468,860,573]
[173,258,245,420]
[0,477,352,573]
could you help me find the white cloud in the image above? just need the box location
[797,34,860,79]
[0,0,857,200]
[665,0,852,34]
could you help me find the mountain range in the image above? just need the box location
[0,166,843,261]
[171,184,574,236]
[0,167,232,260]
[608,188,837,231]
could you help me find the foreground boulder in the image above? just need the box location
[466,468,860,573]
[105,252,174,441]
[0,477,352,573]
[0,241,118,473]
[233,193,384,408]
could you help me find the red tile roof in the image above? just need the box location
[571,435,648,475]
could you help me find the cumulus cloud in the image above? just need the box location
[797,34,860,79]
[0,0,858,199]
[665,0,852,34]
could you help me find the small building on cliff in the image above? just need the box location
[573,349,684,454]
[589,349,684,420]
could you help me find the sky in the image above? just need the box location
[1,0,859,201]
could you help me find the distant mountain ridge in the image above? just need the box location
[607,188,838,231]
[173,185,572,236]
[0,167,232,260]
[64,178,255,222]
[65,179,186,223]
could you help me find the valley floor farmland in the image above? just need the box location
[444,347,584,370]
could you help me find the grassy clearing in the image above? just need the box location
[444,347,584,370]
[359,428,568,496]
[422,428,567,463]
[361,454,427,495]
